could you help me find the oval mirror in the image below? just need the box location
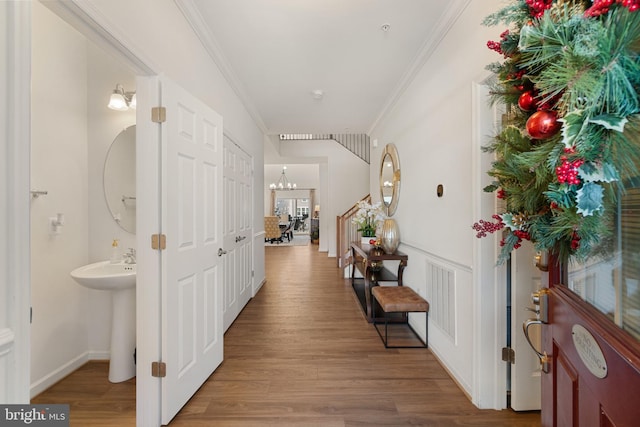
[379,143,400,216]
[104,125,136,233]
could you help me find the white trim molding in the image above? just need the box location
[368,0,472,135]
[174,0,268,133]
[471,79,508,410]
[1,0,32,404]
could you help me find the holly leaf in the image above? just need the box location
[589,114,628,132]
[484,183,499,193]
[602,163,620,182]
[500,213,518,231]
[545,184,574,209]
[558,110,586,148]
[576,182,604,216]
[578,161,619,183]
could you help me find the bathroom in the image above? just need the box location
[30,1,138,397]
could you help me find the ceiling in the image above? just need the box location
[176,0,469,136]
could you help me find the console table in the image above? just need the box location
[350,242,408,322]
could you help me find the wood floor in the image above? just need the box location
[33,243,540,426]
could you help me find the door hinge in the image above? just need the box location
[151,106,166,123]
[151,361,166,378]
[502,347,515,364]
[151,233,166,250]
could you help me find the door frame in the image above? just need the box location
[471,79,508,409]
[13,1,163,424]
[1,0,32,403]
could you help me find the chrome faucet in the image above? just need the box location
[124,248,136,264]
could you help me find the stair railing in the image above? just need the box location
[279,133,370,164]
[336,194,371,268]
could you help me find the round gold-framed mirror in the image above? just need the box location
[379,143,400,216]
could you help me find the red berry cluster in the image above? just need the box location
[507,69,527,82]
[585,0,640,17]
[556,156,584,185]
[472,214,505,238]
[486,30,510,56]
[497,189,506,199]
[525,0,553,18]
[499,229,531,249]
[514,229,531,249]
[486,40,503,55]
[570,231,581,250]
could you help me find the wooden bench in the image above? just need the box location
[371,286,429,348]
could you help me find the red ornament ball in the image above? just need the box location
[518,91,537,112]
[526,110,561,140]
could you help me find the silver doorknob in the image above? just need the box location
[218,248,227,257]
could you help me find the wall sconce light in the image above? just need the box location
[108,84,136,111]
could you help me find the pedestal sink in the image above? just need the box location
[70,260,136,383]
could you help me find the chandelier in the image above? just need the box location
[269,166,296,190]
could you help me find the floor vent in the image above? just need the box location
[426,260,456,340]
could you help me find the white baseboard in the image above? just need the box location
[30,351,111,398]
[254,278,266,296]
[88,350,110,360]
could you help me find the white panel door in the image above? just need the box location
[511,240,542,410]
[160,78,224,424]
[222,136,253,331]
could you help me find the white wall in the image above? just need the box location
[85,0,266,295]
[30,2,91,395]
[369,0,504,401]
[86,43,137,356]
[277,139,370,255]
[31,2,139,394]
[31,0,268,396]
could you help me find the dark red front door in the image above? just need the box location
[542,283,640,426]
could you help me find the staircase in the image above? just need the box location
[336,194,371,268]
[279,133,370,164]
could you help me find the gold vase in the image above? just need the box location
[381,218,400,254]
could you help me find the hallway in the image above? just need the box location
[34,243,540,426]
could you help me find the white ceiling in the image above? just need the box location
[177,0,469,136]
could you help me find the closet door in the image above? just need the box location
[222,136,253,331]
[157,77,224,424]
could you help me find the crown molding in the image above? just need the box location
[367,0,472,135]
[43,0,159,76]
[174,0,269,134]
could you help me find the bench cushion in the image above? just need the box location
[372,286,429,313]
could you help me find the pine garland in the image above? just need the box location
[475,0,640,264]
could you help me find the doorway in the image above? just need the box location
[29,0,138,397]
[275,197,311,233]
[472,78,543,410]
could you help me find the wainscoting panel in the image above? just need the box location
[425,260,456,342]
[0,328,15,402]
